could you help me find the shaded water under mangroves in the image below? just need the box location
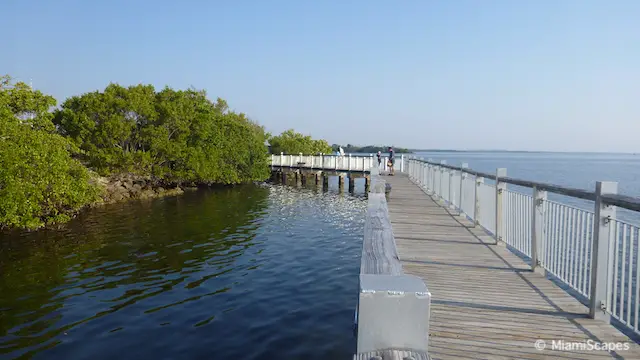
[0,182,366,359]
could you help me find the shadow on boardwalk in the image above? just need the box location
[385,174,640,360]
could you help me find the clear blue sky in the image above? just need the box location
[4,0,639,152]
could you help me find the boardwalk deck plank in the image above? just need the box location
[384,174,640,360]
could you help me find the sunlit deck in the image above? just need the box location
[385,174,640,359]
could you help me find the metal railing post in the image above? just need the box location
[420,158,426,189]
[589,181,618,320]
[427,159,433,194]
[495,168,507,245]
[424,161,428,191]
[439,160,447,199]
[531,186,547,273]
[474,177,483,227]
[448,164,453,208]
[410,159,414,180]
[401,154,405,173]
[459,163,468,215]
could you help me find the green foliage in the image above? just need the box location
[267,129,332,155]
[0,75,57,132]
[2,75,336,230]
[53,84,270,185]
[0,76,100,230]
[331,144,412,154]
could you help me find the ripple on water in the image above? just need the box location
[0,184,364,359]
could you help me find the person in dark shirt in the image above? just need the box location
[376,151,382,167]
[387,147,395,175]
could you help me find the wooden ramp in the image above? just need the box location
[384,174,640,360]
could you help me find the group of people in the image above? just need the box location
[376,147,395,175]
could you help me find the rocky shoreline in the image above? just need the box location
[91,174,188,205]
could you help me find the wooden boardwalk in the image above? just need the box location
[385,174,640,360]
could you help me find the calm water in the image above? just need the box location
[0,183,366,359]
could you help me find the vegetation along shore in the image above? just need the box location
[0,75,330,230]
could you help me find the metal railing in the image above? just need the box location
[408,158,640,337]
[269,153,406,173]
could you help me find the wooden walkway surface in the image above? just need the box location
[384,174,640,360]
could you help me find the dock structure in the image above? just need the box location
[269,153,406,193]
[274,153,640,358]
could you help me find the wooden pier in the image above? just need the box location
[271,152,640,359]
[269,153,397,193]
[383,173,640,359]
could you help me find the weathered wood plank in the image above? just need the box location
[361,192,403,275]
[384,174,640,360]
[354,348,430,360]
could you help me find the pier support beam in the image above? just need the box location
[364,175,370,193]
[348,174,355,193]
[322,173,329,192]
[281,171,287,184]
[301,172,307,186]
[338,175,345,192]
[315,172,321,186]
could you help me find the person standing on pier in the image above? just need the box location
[376,151,382,168]
[387,147,395,175]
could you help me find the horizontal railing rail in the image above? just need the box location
[407,157,640,338]
[410,158,596,201]
[355,166,431,359]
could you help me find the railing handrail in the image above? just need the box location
[408,157,640,209]
[413,157,640,213]
[598,193,640,212]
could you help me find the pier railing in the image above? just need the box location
[408,158,640,337]
[270,153,406,173]
[355,166,431,360]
